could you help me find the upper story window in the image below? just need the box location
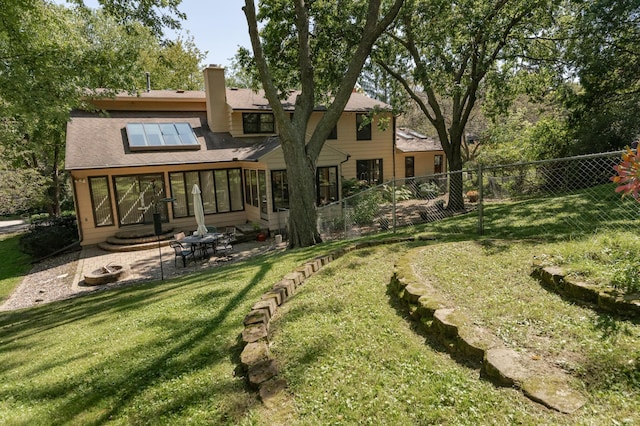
[356,113,372,140]
[328,124,338,140]
[243,112,275,134]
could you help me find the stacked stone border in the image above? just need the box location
[389,250,586,414]
[237,238,590,413]
[531,266,640,318]
[238,236,418,406]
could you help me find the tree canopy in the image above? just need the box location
[374,0,558,209]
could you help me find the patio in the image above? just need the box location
[1,237,286,311]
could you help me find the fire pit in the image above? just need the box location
[84,264,128,286]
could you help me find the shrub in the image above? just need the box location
[351,190,384,225]
[381,184,413,202]
[19,215,79,258]
[419,182,440,199]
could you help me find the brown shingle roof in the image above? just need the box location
[395,127,443,153]
[225,88,390,112]
[64,110,279,170]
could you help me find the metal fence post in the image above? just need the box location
[477,164,484,236]
[392,178,397,233]
[343,198,347,239]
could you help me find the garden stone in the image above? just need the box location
[522,376,586,414]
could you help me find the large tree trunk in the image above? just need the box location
[447,152,465,211]
[445,126,465,211]
[281,138,322,248]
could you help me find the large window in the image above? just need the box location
[245,169,259,207]
[245,169,268,218]
[271,170,289,212]
[357,159,383,185]
[317,166,338,205]
[113,174,167,226]
[271,167,339,210]
[242,113,275,134]
[89,176,113,227]
[169,168,243,218]
[356,113,372,140]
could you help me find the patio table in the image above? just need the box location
[182,233,224,258]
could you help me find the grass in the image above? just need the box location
[0,245,325,425]
[1,185,639,424]
[0,233,32,303]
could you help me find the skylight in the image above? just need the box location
[126,123,200,150]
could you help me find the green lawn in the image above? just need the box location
[0,233,31,303]
[1,186,639,424]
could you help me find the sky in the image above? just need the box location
[54,0,252,68]
[166,1,251,68]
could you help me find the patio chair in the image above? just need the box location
[173,232,186,241]
[225,226,237,243]
[170,241,195,267]
[214,236,233,260]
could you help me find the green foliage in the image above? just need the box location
[561,1,640,152]
[380,184,413,202]
[611,260,640,294]
[419,181,440,199]
[18,215,79,258]
[341,178,371,198]
[351,190,384,226]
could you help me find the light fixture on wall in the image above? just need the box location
[74,178,86,184]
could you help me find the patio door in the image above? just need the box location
[114,173,168,226]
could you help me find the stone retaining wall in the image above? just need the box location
[389,251,586,414]
[531,266,640,318]
[237,238,586,414]
[237,237,416,406]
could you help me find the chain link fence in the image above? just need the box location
[317,150,637,241]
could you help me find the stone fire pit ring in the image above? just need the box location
[84,264,128,286]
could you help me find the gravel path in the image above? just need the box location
[1,251,81,311]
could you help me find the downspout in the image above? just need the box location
[339,153,351,239]
[71,174,83,244]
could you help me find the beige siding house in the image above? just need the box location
[65,66,399,246]
[394,127,446,179]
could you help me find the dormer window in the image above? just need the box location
[242,113,275,134]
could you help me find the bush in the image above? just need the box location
[419,182,440,199]
[381,184,413,202]
[19,215,79,258]
[351,190,384,225]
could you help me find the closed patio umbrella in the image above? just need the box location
[192,184,209,236]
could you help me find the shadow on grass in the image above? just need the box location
[0,252,281,424]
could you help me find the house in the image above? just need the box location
[394,127,446,180]
[65,66,445,246]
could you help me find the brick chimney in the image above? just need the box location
[203,65,229,132]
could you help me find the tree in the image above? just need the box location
[137,35,205,90]
[0,1,202,215]
[374,0,557,210]
[242,0,404,248]
[562,0,640,152]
